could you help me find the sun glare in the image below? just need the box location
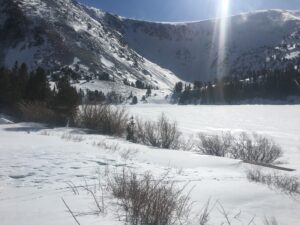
[221,0,230,17]
[208,0,231,100]
[216,0,231,78]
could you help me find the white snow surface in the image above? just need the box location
[285,51,300,59]
[0,106,300,225]
[101,56,115,68]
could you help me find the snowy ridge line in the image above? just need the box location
[121,9,300,24]
[3,0,300,88]
[120,9,300,81]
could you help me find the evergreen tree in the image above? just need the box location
[17,63,29,99]
[174,82,183,94]
[131,96,138,105]
[126,116,136,143]
[207,82,215,104]
[0,68,13,107]
[25,67,51,102]
[54,77,80,124]
[128,91,133,99]
[146,87,152,97]
[135,80,145,89]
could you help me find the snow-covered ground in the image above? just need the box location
[128,104,300,170]
[73,79,172,103]
[0,105,300,225]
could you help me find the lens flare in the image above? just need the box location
[221,0,230,17]
[215,0,231,78]
[208,0,231,100]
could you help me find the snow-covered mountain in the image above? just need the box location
[1,0,300,89]
[118,10,300,81]
[0,0,180,90]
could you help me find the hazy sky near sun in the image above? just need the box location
[79,0,300,22]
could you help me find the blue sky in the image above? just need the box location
[79,0,300,22]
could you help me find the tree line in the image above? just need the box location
[0,62,154,125]
[172,65,300,104]
[0,63,80,125]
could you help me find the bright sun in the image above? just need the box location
[221,0,230,17]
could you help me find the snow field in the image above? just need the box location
[0,105,300,224]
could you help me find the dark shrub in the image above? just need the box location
[76,104,128,136]
[136,113,181,149]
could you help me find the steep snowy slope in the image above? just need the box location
[96,10,300,81]
[0,0,180,90]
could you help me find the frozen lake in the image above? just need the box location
[129,104,300,169]
[128,105,300,136]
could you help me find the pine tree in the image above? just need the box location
[25,67,51,102]
[54,77,80,124]
[126,116,136,143]
[17,63,29,99]
[0,68,13,107]
[174,82,183,94]
[146,87,152,97]
[131,96,138,105]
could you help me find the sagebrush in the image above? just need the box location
[197,132,283,164]
[76,104,128,136]
[246,168,300,195]
[108,170,191,225]
[197,132,233,157]
[135,113,182,149]
[18,101,64,125]
[231,133,283,164]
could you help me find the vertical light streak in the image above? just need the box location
[217,0,230,77]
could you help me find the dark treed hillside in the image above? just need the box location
[0,63,80,125]
[172,65,300,104]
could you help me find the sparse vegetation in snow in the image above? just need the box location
[246,168,300,195]
[197,132,283,164]
[76,104,128,136]
[134,113,182,149]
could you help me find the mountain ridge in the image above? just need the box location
[117,9,300,81]
[1,0,300,90]
[0,0,180,91]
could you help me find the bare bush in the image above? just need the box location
[135,113,182,149]
[108,170,192,225]
[195,199,257,225]
[39,130,50,136]
[61,133,85,142]
[18,101,63,125]
[178,135,197,151]
[93,141,120,152]
[197,132,283,164]
[76,104,128,136]
[231,133,283,164]
[246,169,300,195]
[264,217,281,225]
[198,200,212,225]
[197,132,234,157]
[63,179,106,225]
